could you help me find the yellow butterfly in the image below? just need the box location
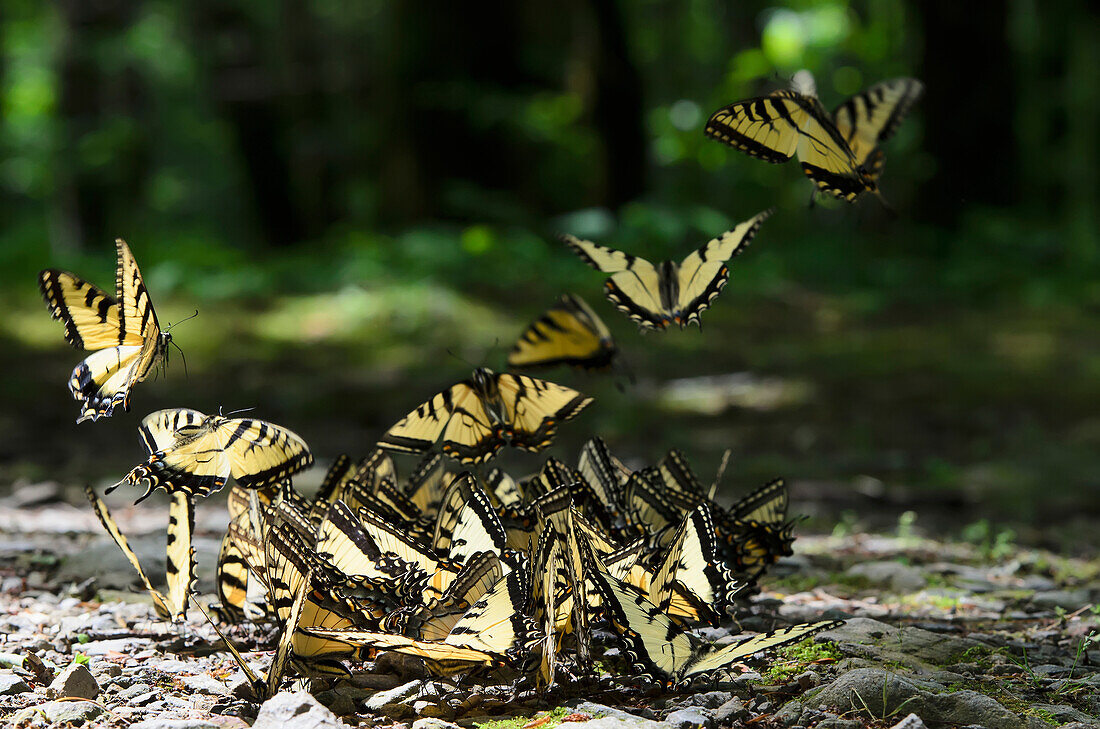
[39,239,175,423]
[379,368,592,464]
[117,408,314,499]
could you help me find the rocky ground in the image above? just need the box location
[1,489,1099,729]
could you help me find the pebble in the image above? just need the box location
[888,714,928,729]
[0,671,31,695]
[362,679,426,717]
[40,699,105,723]
[665,707,714,729]
[846,561,927,593]
[1030,589,1093,611]
[712,697,746,723]
[129,721,221,729]
[47,661,100,699]
[252,691,347,729]
[81,637,152,655]
[411,719,462,729]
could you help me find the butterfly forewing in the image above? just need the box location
[833,78,924,166]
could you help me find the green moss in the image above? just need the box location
[475,707,571,729]
[760,638,842,683]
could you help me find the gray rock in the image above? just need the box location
[10,706,45,725]
[41,699,104,723]
[117,682,153,699]
[362,679,424,710]
[412,720,462,729]
[807,668,1025,729]
[179,673,231,695]
[773,700,801,725]
[925,690,1021,729]
[48,662,100,699]
[713,697,746,723]
[1030,704,1098,724]
[567,718,664,729]
[806,669,929,718]
[816,720,863,729]
[253,691,347,729]
[816,618,982,670]
[0,671,30,695]
[128,721,221,729]
[55,536,167,589]
[81,637,152,655]
[847,561,926,593]
[568,701,660,725]
[888,714,928,729]
[1030,589,1093,611]
[665,707,713,729]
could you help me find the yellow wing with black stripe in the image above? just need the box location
[508,294,616,371]
[832,78,924,183]
[705,91,871,201]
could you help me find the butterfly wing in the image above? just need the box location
[379,379,500,464]
[563,235,669,330]
[124,409,232,498]
[38,270,122,349]
[508,294,616,370]
[83,485,172,620]
[706,92,866,201]
[114,238,163,361]
[165,491,195,621]
[833,78,924,169]
[728,478,789,526]
[495,373,592,453]
[38,267,144,423]
[673,209,772,327]
[216,418,314,490]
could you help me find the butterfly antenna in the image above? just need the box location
[224,406,256,418]
[170,339,188,379]
[709,449,732,501]
[193,598,265,694]
[165,309,200,333]
[444,348,480,371]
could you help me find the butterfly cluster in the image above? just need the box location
[36,70,923,698]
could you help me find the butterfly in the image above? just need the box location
[379,368,593,464]
[38,238,176,423]
[579,534,841,683]
[705,77,923,202]
[116,408,314,500]
[563,210,772,330]
[508,294,617,371]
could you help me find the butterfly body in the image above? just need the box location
[39,239,170,422]
[564,210,771,331]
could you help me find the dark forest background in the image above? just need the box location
[2,1,1098,550]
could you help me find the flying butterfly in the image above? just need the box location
[705,77,923,202]
[564,210,772,330]
[116,408,314,500]
[507,294,617,371]
[38,238,180,423]
[379,368,592,465]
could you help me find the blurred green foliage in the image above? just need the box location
[0,0,1094,308]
